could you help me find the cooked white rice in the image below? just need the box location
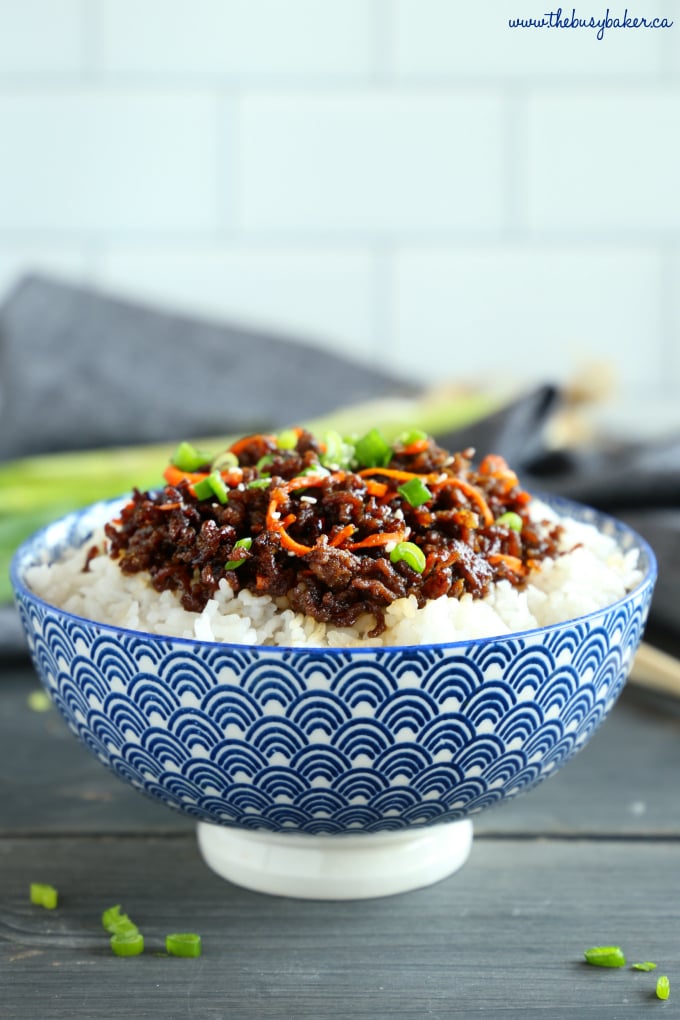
[26,499,641,648]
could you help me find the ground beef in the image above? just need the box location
[103,430,563,634]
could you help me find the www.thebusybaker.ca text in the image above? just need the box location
[508,8,673,40]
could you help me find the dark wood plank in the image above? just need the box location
[1,835,678,1019]
[3,660,679,838]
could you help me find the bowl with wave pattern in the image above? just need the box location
[11,496,656,899]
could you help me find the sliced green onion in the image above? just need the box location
[656,975,670,1000]
[583,946,627,968]
[225,537,253,570]
[395,428,428,447]
[102,904,139,935]
[320,430,354,469]
[354,428,392,469]
[193,470,229,504]
[256,453,276,471]
[389,541,426,574]
[397,477,432,507]
[496,511,523,532]
[276,429,299,450]
[27,689,51,712]
[30,882,58,910]
[211,450,239,471]
[247,477,271,490]
[110,931,145,957]
[171,441,211,472]
[632,961,657,971]
[102,904,123,931]
[165,932,202,958]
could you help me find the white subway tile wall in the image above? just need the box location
[0,0,677,406]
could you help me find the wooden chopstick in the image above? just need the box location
[628,642,680,700]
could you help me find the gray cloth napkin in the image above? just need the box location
[0,275,415,460]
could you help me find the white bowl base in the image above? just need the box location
[196,819,474,900]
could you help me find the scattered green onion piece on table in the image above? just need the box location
[632,961,657,972]
[247,477,271,490]
[193,471,228,504]
[583,946,627,968]
[276,429,299,450]
[397,477,432,508]
[171,441,211,473]
[354,428,392,469]
[102,904,123,931]
[110,931,145,957]
[102,904,139,935]
[27,689,51,712]
[225,537,253,571]
[656,976,670,1000]
[496,511,523,532]
[389,541,426,574]
[30,883,58,909]
[166,932,202,958]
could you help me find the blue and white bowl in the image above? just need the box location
[11,497,656,899]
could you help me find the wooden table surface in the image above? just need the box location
[2,653,679,1019]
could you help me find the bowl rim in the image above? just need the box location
[10,492,658,658]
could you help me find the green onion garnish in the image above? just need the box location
[354,428,392,469]
[632,961,657,971]
[389,541,426,574]
[397,477,432,507]
[193,470,229,504]
[395,428,428,446]
[656,975,670,1000]
[247,477,271,490]
[320,430,354,469]
[165,932,202,958]
[102,904,123,931]
[584,946,627,968]
[27,689,52,712]
[30,883,58,910]
[276,429,299,450]
[102,904,139,935]
[211,450,238,471]
[496,511,523,532]
[256,453,276,471]
[225,537,253,570]
[171,441,211,472]
[110,931,145,957]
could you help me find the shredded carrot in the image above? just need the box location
[282,472,344,494]
[220,468,244,486]
[266,486,315,556]
[329,524,357,547]
[277,529,315,555]
[487,553,527,575]
[429,476,494,526]
[156,502,182,511]
[358,467,422,483]
[163,465,209,488]
[364,479,388,498]
[478,454,510,475]
[400,438,430,456]
[348,530,406,551]
[478,454,520,493]
[228,433,276,457]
